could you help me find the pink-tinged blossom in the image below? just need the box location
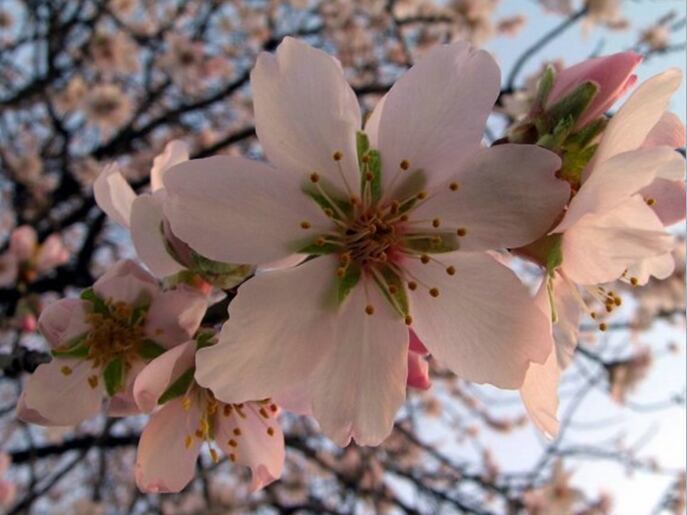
[133,339,284,493]
[546,51,641,129]
[17,260,207,426]
[0,225,69,286]
[407,331,431,390]
[163,38,569,446]
[0,453,16,508]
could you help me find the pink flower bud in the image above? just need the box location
[34,234,70,273]
[21,313,37,332]
[547,51,642,129]
[9,225,37,262]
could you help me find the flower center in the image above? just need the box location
[84,301,146,368]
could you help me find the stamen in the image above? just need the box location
[365,304,375,315]
[228,439,238,447]
[429,288,440,298]
[599,322,608,331]
[456,228,467,237]
[408,281,417,291]
[332,151,342,161]
[300,221,311,229]
[184,435,193,449]
[310,172,320,183]
[404,315,413,325]
[420,254,430,264]
[61,366,72,376]
[229,453,237,462]
[432,218,441,228]
[88,375,99,389]
[209,448,219,463]
[446,266,456,276]
[267,427,275,436]
[449,182,459,191]
[646,198,656,206]
[233,428,241,436]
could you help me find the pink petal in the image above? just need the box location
[195,256,338,404]
[520,350,560,439]
[93,163,136,227]
[134,341,196,413]
[215,402,285,491]
[409,330,429,355]
[642,112,686,149]
[0,252,18,287]
[592,69,683,167]
[37,298,90,349]
[561,196,674,285]
[407,350,431,390]
[625,252,675,286]
[135,398,202,493]
[144,286,207,348]
[108,359,146,417]
[376,42,500,193]
[131,193,185,279]
[547,51,641,129]
[34,234,70,272]
[150,140,189,192]
[640,178,686,227]
[407,252,550,389]
[93,259,159,305]
[163,156,330,265]
[251,37,361,195]
[411,144,567,251]
[9,226,37,262]
[21,359,103,426]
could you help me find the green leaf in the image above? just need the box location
[51,334,90,358]
[373,266,409,317]
[158,367,195,405]
[298,241,340,255]
[80,288,109,316]
[138,339,166,360]
[196,331,217,349]
[537,115,574,150]
[545,81,599,133]
[403,233,460,254]
[545,234,563,276]
[103,357,125,396]
[337,262,361,304]
[356,131,370,166]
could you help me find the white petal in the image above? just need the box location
[406,252,550,389]
[376,42,500,193]
[251,37,361,195]
[131,193,185,278]
[625,252,675,285]
[411,145,567,251]
[642,112,686,150]
[163,156,330,265]
[94,163,136,227]
[150,140,190,192]
[520,350,560,439]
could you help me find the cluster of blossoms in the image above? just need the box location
[16,36,684,494]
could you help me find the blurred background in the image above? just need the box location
[0,0,685,513]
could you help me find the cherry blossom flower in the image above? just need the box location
[163,38,569,445]
[84,84,132,133]
[524,461,583,514]
[90,30,139,76]
[0,225,69,286]
[17,260,207,426]
[133,335,284,493]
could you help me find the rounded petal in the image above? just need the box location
[625,252,675,286]
[551,275,581,369]
[561,197,675,285]
[642,112,686,150]
[547,51,641,129]
[93,259,159,306]
[134,341,196,412]
[107,359,146,417]
[557,147,685,232]
[38,298,90,349]
[151,140,189,192]
[135,398,202,493]
[195,256,338,403]
[163,156,330,265]
[34,234,69,272]
[640,178,686,226]
[16,391,68,427]
[363,94,386,148]
[0,252,18,287]
[309,283,408,446]
[21,359,103,426]
[145,286,207,348]
[593,69,683,166]
[411,145,567,251]
[10,226,37,261]
[376,42,500,192]
[520,350,560,439]
[251,37,361,194]
[94,163,136,227]
[131,193,185,278]
[407,252,550,389]
[215,402,285,491]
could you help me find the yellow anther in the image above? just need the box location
[361,154,370,164]
[182,397,192,411]
[420,254,430,264]
[630,277,639,286]
[336,267,346,278]
[408,281,417,291]
[267,427,275,436]
[416,191,427,200]
[229,453,237,462]
[210,448,219,463]
[446,266,456,276]
[400,160,410,170]
[324,208,334,217]
[259,407,269,418]
[432,218,441,228]
[599,322,608,332]
[456,227,467,237]
[310,172,320,183]
[332,151,343,161]
[614,297,622,306]
[449,182,459,191]
[429,288,440,298]
[184,435,193,449]
[88,375,99,389]
[646,198,656,206]
[61,366,73,376]
[233,428,241,436]
[365,304,375,315]
[365,172,374,181]
[404,315,413,326]
[228,439,238,447]
[388,285,398,294]
[300,221,311,229]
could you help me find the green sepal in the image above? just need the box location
[559,143,598,184]
[356,131,370,166]
[298,241,340,255]
[129,303,149,326]
[337,262,361,304]
[374,266,409,317]
[158,367,195,405]
[190,251,254,289]
[361,149,382,204]
[403,233,460,254]
[80,288,109,316]
[545,234,563,276]
[103,357,125,396]
[566,117,607,149]
[138,339,166,360]
[532,64,556,114]
[303,183,353,220]
[196,330,217,349]
[51,334,90,358]
[392,169,427,205]
[544,81,599,134]
[537,114,574,150]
